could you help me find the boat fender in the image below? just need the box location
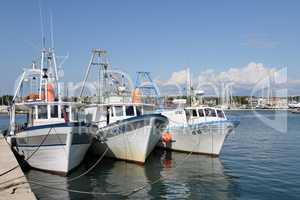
[162,131,172,143]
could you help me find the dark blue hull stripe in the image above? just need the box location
[24,122,86,131]
[17,143,89,147]
[109,114,167,125]
[169,119,240,129]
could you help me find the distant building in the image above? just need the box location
[0,105,8,113]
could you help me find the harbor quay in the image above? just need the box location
[0,134,36,200]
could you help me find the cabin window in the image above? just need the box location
[136,106,142,116]
[115,106,123,117]
[38,105,48,119]
[50,105,59,118]
[198,109,205,117]
[192,109,198,117]
[217,110,225,118]
[205,108,216,117]
[125,106,135,116]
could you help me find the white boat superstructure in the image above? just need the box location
[158,106,239,156]
[8,48,92,175]
[12,102,91,174]
[80,49,168,163]
[86,102,168,163]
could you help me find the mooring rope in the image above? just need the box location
[0,127,53,177]
[29,147,109,184]
[1,114,212,197]
[25,132,203,197]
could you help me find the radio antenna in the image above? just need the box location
[50,11,54,49]
[38,0,45,48]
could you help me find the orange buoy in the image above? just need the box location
[163,159,172,168]
[41,83,55,101]
[47,84,55,102]
[132,88,141,103]
[162,131,172,143]
[26,93,39,100]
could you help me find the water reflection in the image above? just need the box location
[146,150,239,200]
[26,149,238,200]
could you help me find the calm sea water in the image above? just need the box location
[1,111,299,199]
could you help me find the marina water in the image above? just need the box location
[1,111,299,199]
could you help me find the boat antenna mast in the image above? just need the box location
[135,71,159,104]
[186,67,194,106]
[80,49,110,103]
[38,48,61,102]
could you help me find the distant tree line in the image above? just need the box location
[231,96,249,105]
[163,95,296,106]
[0,95,13,105]
[288,96,300,102]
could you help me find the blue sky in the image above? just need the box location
[1,0,300,95]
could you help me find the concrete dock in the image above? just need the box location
[0,135,36,200]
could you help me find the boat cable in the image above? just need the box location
[0,126,109,185]
[0,127,53,177]
[29,147,109,184]
[122,130,202,197]
[25,131,202,197]
[1,118,204,196]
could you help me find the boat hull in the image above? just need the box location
[91,114,168,163]
[158,121,235,156]
[14,123,92,175]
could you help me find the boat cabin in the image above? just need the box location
[16,102,84,127]
[85,103,155,127]
[185,107,226,123]
[161,107,227,127]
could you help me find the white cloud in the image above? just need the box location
[197,62,278,86]
[157,62,291,96]
[164,69,188,85]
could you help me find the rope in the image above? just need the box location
[20,138,200,197]
[28,180,122,196]
[30,147,109,184]
[1,131,203,197]
[1,114,207,197]
[0,146,107,186]
[122,131,202,197]
[24,114,204,197]
[0,127,53,177]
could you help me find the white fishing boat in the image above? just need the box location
[86,101,168,163]
[80,49,168,163]
[8,48,92,175]
[156,68,240,156]
[157,106,239,156]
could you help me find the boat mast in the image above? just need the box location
[51,49,61,102]
[80,49,110,103]
[186,67,193,106]
[135,71,159,104]
[39,48,46,99]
